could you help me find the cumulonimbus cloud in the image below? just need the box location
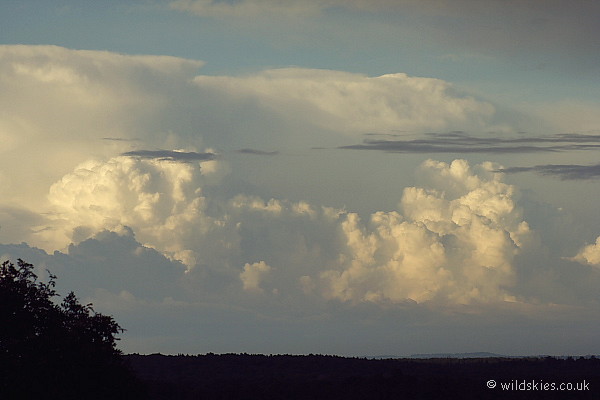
[0,44,504,214]
[2,46,522,288]
[2,44,593,308]
[0,44,205,212]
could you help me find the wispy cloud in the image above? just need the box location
[170,0,325,18]
[236,148,279,156]
[102,137,140,142]
[338,132,600,154]
[121,150,216,162]
[496,163,600,180]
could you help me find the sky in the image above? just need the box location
[1,0,600,357]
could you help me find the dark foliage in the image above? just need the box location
[0,259,144,399]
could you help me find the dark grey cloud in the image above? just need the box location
[338,132,600,154]
[497,163,600,180]
[0,231,185,301]
[236,148,279,156]
[122,149,216,162]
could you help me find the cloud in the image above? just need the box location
[2,44,600,355]
[338,132,600,154]
[236,148,279,156]
[43,153,531,305]
[102,137,141,142]
[170,0,600,74]
[170,0,326,18]
[193,69,498,135]
[1,45,505,199]
[0,229,185,302]
[0,45,596,309]
[0,44,205,213]
[496,163,600,180]
[0,45,513,171]
[44,155,226,267]
[4,234,599,356]
[319,159,530,304]
[0,206,48,245]
[572,237,600,267]
[122,149,216,162]
[2,45,518,280]
[240,261,273,293]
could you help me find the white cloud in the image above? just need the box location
[45,155,223,268]
[0,45,204,213]
[2,45,600,356]
[1,44,594,310]
[240,261,273,293]
[0,44,502,228]
[319,160,530,304]
[44,153,531,305]
[193,68,497,134]
[572,236,600,267]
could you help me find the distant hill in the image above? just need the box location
[370,352,599,359]
[366,352,507,359]
[408,352,507,359]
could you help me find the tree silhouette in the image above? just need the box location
[0,259,144,399]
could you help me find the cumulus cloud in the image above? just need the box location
[572,237,600,267]
[319,159,530,304]
[240,261,273,293]
[44,153,530,305]
[44,155,225,268]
